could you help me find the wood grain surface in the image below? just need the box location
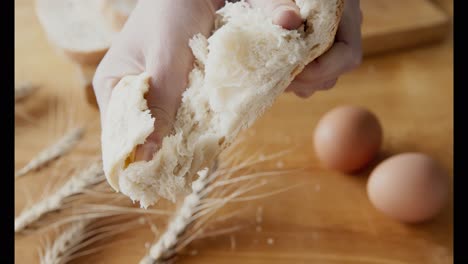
[361,0,450,56]
[15,0,453,263]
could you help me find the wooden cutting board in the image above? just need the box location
[15,0,453,263]
[361,0,450,56]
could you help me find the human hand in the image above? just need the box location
[93,0,224,161]
[281,0,364,98]
[93,0,362,162]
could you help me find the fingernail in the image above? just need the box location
[273,6,303,30]
[135,142,158,162]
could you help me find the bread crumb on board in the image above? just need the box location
[276,161,284,168]
[230,235,236,250]
[267,238,275,245]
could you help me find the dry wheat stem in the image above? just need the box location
[139,169,211,264]
[193,225,244,240]
[40,219,90,264]
[15,81,37,102]
[76,204,173,216]
[15,160,105,233]
[40,215,146,264]
[30,200,171,235]
[15,126,85,179]
[140,150,295,264]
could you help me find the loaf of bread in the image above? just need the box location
[35,0,137,107]
[102,0,344,208]
[35,0,117,66]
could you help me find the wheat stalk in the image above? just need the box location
[15,81,37,102]
[15,126,85,179]
[140,169,211,264]
[140,150,300,264]
[40,214,149,264]
[15,160,105,233]
[40,219,90,264]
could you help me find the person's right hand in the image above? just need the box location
[94,0,225,161]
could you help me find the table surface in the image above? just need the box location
[15,0,453,263]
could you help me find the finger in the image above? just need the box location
[294,40,360,84]
[134,106,173,161]
[212,0,225,10]
[134,141,158,161]
[292,78,338,98]
[290,0,362,85]
[317,78,339,91]
[131,67,187,161]
[294,89,313,99]
[133,25,203,161]
[335,2,362,49]
[247,0,302,30]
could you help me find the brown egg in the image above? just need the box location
[313,105,383,172]
[367,153,449,223]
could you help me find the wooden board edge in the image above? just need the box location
[362,18,451,57]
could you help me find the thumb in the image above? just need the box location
[248,0,302,30]
[134,104,175,161]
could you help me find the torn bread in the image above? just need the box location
[102,0,344,208]
[35,0,117,66]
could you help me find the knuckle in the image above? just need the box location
[294,90,307,98]
[318,82,333,91]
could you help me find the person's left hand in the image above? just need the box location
[275,0,364,98]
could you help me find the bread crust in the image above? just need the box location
[35,0,115,67]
